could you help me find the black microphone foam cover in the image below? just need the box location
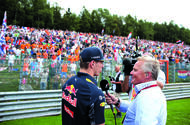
[100,79,109,91]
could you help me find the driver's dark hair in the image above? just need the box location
[80,59,90,69]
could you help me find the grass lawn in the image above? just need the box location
[0,98,190,125]
[166,98,190,125]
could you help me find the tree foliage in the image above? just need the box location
[0,0,190,45]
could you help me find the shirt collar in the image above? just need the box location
[77,72,97,85]
[134,81,157,94]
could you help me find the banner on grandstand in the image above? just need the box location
[0,11,7,46]
[176,40,184,45]
[127,32,132,39]
[2,11,7,30]
[177,70,188,79]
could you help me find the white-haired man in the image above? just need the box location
[105,55,167,125]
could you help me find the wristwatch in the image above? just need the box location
[115,98,120,107]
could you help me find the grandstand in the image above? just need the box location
[0,25,190,91]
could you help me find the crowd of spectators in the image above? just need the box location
[0,25,189,89]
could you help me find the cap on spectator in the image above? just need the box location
[80,47,104,62]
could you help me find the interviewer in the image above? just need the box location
[105,55,167,125]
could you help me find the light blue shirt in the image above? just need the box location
[119,81,167,125]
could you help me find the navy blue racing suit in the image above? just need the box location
[62,72,105,125]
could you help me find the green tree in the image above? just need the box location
[79,6,91,33]
[52,5,62,29]
[143,21,154,40]
[91,9,103,33]
[68,12,80,31]
[167,21,178,43]
[123,15,137,37]
[32,0,50,28]
[182,28,190,44]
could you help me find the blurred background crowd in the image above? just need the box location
[0,25,189,91]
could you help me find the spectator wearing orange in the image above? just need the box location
[38,44,42,49]
[23,57,30,83]
[57,49,61,56]
[31,43,37,49]
[75,54,80,61]
[61,63,68,79]
[62,39,65,44]
[42,44,48,50]
[67,54,72,63]
[71,54,75,63]
[74,46,80,55]
[25,42,30,49]
[154,54,158,59]
[36,50,42,59]
[175,57,180,69]
[43,51,48,62]
[20,43,26,50]
[25,42,31,54]
[5,35,10,42]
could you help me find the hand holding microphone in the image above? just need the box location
[104,92,119,106]
[100,79,121,114]
[100,79,119,104]
[100,79,115,114]
[100,79,120,125]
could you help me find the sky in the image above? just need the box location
[48,0,190,29]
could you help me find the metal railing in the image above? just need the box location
[0,83,190,122]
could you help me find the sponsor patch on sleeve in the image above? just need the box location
[100,102,106,107]
[86,78,94,84]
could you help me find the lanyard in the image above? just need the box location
[135,84,158,98]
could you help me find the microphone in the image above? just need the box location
[100,79,115,114]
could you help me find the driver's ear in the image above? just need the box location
[90,60,95,67]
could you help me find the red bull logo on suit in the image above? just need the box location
[65,84,78,96]
[62,91,77,107]
[62,84,78,107]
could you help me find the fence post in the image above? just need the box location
[19,53,24,91]
[169,62,175,83]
